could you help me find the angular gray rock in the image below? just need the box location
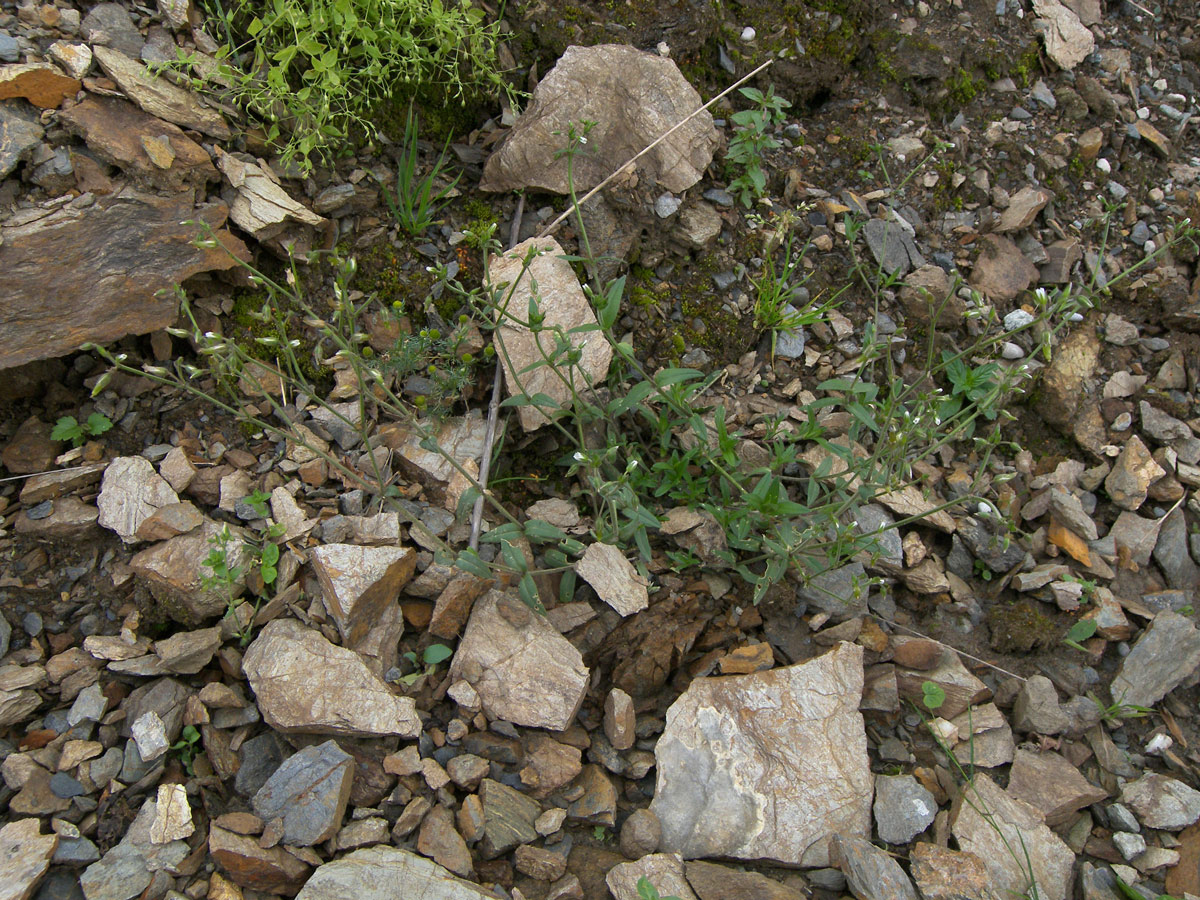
[873,774,937,844]
[481,44,717,195]
[651,642,871,866]
[951,774,1074,900]
[92,46,230,138]
[488,237,613,432]
[1121,774,1200,831]
[311,544,415,646]
[607,853,698,900]
[0,102,43,180]
[796,561,869,623]
[575,543,649,616]
[96,457,179,544]
[252,740,354,847]
[448,589,588,731]
[1006,749,1107,826]
[80,797,190,900]
[1110,612,1200,710]
[831,833,919,900]
[862,219,925,277]
[295,846,512,900]
[243,619,420,738]
[1104,436,1163,511]
[1013,675,1071,735]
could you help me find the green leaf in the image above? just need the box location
[921,681,946,711]
[85,413,113,436]
[423,644,453,666]
[1063,618,1098,648]
[260,543,280,566]
[598,275,624,330]
[500,540,528,574]
[653,367,703,388]
[51,416,84,445]
[524,519,568,544]
[517,572,544,612]
[453,549,492,579]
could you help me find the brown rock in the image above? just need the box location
[995,187,1052,232]
[603,688,635,751]
[14,497,99,540]
[310,544,415,647]
[416,805,473,878]
[1166,822,1200,897]
[1038,323,1100,429]
[0,818,57,900]
[909,843,999,900]
[1,418,60,474]
[717,643,775,674]
[130,518,249,625]
[19,462,107,504]
[519,734,582,799]
[1006,749,1107,826]
[969,234,1038,301]
[0,64,80,108]
[92,47,229,138]
[568,764,618,826]
[209,825,309,895]
[685,860,805,900]
[0,189,246,369]
[429,575,491,640]
[60,96,218,191]
[892,638,944,670]
[479,778,540,858]
[1104,435,1164,511]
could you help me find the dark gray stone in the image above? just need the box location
[831,833,919,900]
[54,836,101,865]
[252,740,354,846]
[49,773,85,799]
[873,774,937,844]
[80,3,144,57]
[958,517,1026,572]
[235,731,287,797]
[1153,509,1200,591]
[862,219,925,277]
[0,102,44,180]
[0,33,19,64]
[796,561,869,624]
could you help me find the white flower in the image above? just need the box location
[573,451,586,462]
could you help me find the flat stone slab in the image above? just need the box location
[96,457,178,544]
[253,740,354,846]
[0,818,57,900]
[449,589,588,731]
[1110,612,1200,709]
[295,846,498,900]
[243,619,420,738]
[651,642,871,867]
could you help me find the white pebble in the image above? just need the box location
[1096,158,1112,173]
[741,26,756,41]
[1003,309,1035,331]
[656,41,670,57]
[1001,341,1025,359]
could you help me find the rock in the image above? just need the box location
[149,783,193,843]
[47,42,92,81]
[909,843,998,900]
[487,237,613,432]
[1121,774,1200,830]
[951,774,1074,900]
[478,778,540,858]
[675,202,723,250]
[92,47,229,138]
[0,64,80,108]
[575,543,649,616]
[252,740,353,846]
[481,44,716,195]
[796,561,869,623]
[1110,612,1200,709]
[81,797,190,900]
[60,96,217,192]
[604,688,635,751]
[607,854,698,900]
[448,589,588,731]
[152,625,220,674]
[894,641,990,720]
[242,619,420,738]
[862,219,925,276]
[899,264,961,327]
[80,2,143,56]
[0,819,57,900]
[1167,822,1200,896]
[1031,0,1094,70]
[14,497,99,540]
[1153,509,1200,590]
[1013,675,1070,735]
[429,575,491,640]
[651,643,870,866]
[1041,238,1082,283]
[130,518,248,625]
[0,102,43,179]
[95,457,179,543]
[1104,436,1164,511]
[568,764,618,826]
[620,808,662,859]
[0,188,246,369]
[208,825,309,895]
[514,845,567,882]
[970,234,1038,301]
[214,148,325,238]
[1006,749,1107,826]
[996,187,1052,232]
[417,806,473,878]
[830,833,918,900]
[873,774,937,844]
[519,734,582,799]
[311,544,415,646]
[684,860,805,900]
[295,846,497,900]
[130,712,169,761]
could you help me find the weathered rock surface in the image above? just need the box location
[970,234,1038,301]
[488,237,613,431]
[215,147,326,238]
[448,589,588,731]
[951,774,1075,900]
[1006,749,1107,826]
[651,642,870,866]
[243,619,421,738]
[481,44,717,195]
[1032,0,1094,70]
[575,542,649,616]
[311,544,415,646]
[130,518,248,625]
[684,860,806,900]
[0,102,43,179]
[96,456,178,543]
[0,188,245,369]
[92,46,230,138]
[1109,612,1200,710]
[253,740,354,846]
[81,797,190,900]
[607,853,698,900]
[831,833,919,900]
[0,818,57,900]
[1121,774,1200,830]
[295,846,498,900]
[60,95,218,191]
[873,773,937,844]
[0,63,80,108]
[208,825,310,895]
[909,843,999,900]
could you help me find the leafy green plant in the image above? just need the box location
[177,0,513,170]
[170,724,202,775]
[1091,691,1153,725]
[380,104,462,236]
[1062,618,1097,652]
[201,517,285,646]
[637,876,682,900]
[399,643,453,686]
[726,85,791,207]
[51,413,113,447]
[921,680,946,711]
[937,350,1002,440]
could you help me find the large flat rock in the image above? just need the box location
[295,846,498,900]
[0,188,245,369]
[242,619,420,738]
[650,642,871,867]
[448,589,588,731]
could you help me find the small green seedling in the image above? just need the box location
[170,724,202,775]
[1113,873,1179,900]
[921,681,946,712]
[637,876,682,900]
[1062,618,1097,652]
[400,643,453,686]
[242,489,273,517]
[51,413,113,447]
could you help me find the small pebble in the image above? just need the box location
[740,26,756,41]
[23,612,43,637]
[1003,309,1035,331]
[1001,341,1025,359]
[654,194,681,218]
[1111,412,1132,431]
